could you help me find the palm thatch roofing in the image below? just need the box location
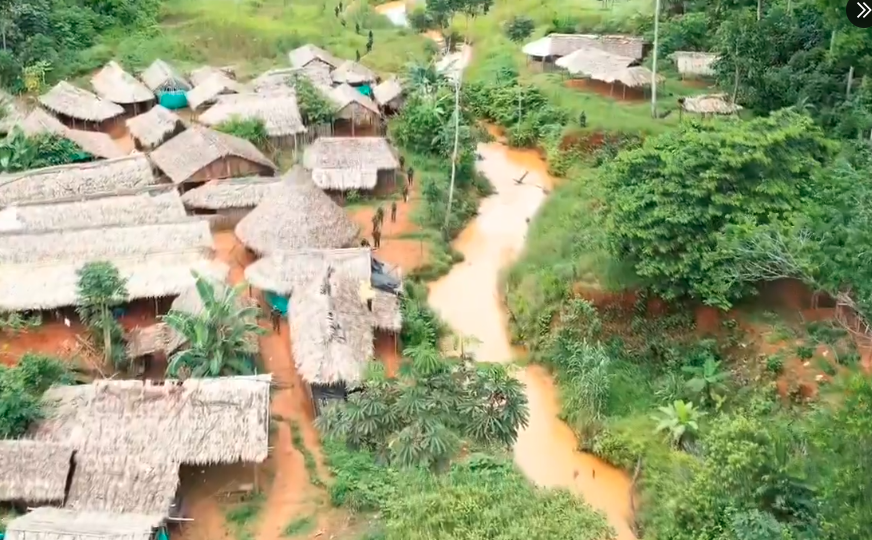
[373,78,403,106]
[19,108,126,159]
[0,154,155,206]
[522,33,646,60]
[188,65,237,87]
[330,84,380,117]
[186,72,248,110]
[198,90,306,138]
[31,375,272,464]
[149,125,277,184]
[141,59,192,92]
[680,93,742,114]
[0,190,185,233]
[91,61,155,105]
[39,81,124,122]
[251,68,299,93]
[245,248,402,331]
[299,62,334,88]
[66,454,180,518]
[181,176,283,210]
[235,167,359,255]
[670,51,718,76]
[0,441,73,504]
[595,66,663,88]
[555,46,636,76]
[0,219,229,311]
[290,265,374,386]
[288,44,343,69]
[5,507,163,540]
[331,60,378,85]
[303,137,398,190]
[126,105,185,149]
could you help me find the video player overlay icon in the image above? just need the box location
[848,0,872,28]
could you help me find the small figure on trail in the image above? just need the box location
[355,21,360,34]
[341,18,347,27]
[355,49,360,61]
[390,201,397,223]
[370,212,380,233]
[360,238,370,248]
[398,155,405,169]
[334,5,340,17]
[366,40,373,54]
[270,307,281,332]
[372,228,381,249]
[338,1,343,9]
[407,166,414,186]
[578,111,587,127]
[374,205,385,227]
[592,468,596,480]
[368,29,374,41]
[402,184,409,203]
[573,470,579,480]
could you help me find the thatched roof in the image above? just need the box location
[595,65,662,88]
[0,190,186,233]
[680,93,742,114]
[299,62,334,88]
[149,126,276,184]
[141,59,191,92]
[245,248,401,331]
[555,46,637,77]
[235,167,359,255]
[0,154,155,206]
[288,44,342,69]
[522,33,646,60]
[198,90,306,138]
[39,81,124,122]
[0,441,72,503]
[671,51,718,76]
[20,108,126,159]
[330,84,380,116]
[126,105,185,149]
[303,137,398,190]
[188,65,237,87]
[66,455,180,518]
[5,507,162,540]
[91,61,154,105]
[0,220,229,311]
[251,68,298,93]
[373,78,403,106]
[181,176,283,210]
[290,265,374,386]
[186,72,248,110]
[331,60,378,85]
[32,375,272,464]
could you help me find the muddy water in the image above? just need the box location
[427,135,637,540]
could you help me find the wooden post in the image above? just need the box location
[651,0,661,118]
[847,66,855,98]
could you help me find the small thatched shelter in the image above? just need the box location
[186,72,248,111]
[189,65,237,87]
[235,167,359,255]
[181,176,283,226]
[373,78,404,112]
[91,61,155,113]
[5,507,162,540]
[557,47,661,97]
[299,62,334,88]
[331,60,378,86]
[0,154,155,206]
[0,441,73,505]
[198,90,306,146]
[679,94,742,116]
[251,68,299,93]
[523,33,647,70]
[39,81,124,128]
[20,108,125,159]
[288,44,342,70]
[303,137,399,192]
[126,105,185,150]
[329,84,381,135]
[149,126,276,186]
[141,59,192,93]
[671,51,718,78]
[32,375,272,464]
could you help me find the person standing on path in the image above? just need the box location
[398,155,405,169]
[270,307,281,332]
[372,227,381,249]
[390,201,397,223]
[402,184,409,203]
[407,166,414,187]
[374,205,385,228]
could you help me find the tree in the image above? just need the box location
[0,128,85,173]
[292,74,335,125]
[214,117,269,149]
[503,16,534,42]
[164,273,264,378]
[75,261,129,368]
[653,400,702,449]
[0,353,70,438]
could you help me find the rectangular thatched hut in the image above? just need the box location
[331,60,378,87]
[0,440,73,506]
[557,46,662,99]
[5,507,164,540]
[126,105,185,150]
[181,176,283,229]
[39,81,124,130]
[140,59,191,110]
[149,126,276,187]
[373,78,404,113]
[523,33,647,71]
[303,137,399,193]
[329,84,382,136]
[19,108,125,159]
[91,61,155,115]
[671,51,719,78]
[288,44,342,71]
[186,72,247,111]
[198,90,306,148]
[188,65,237,87]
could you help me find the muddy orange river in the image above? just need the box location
[427,135,637,540]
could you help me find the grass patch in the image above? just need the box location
[225,491,266,531]
[282,515,316,537]
[288,419,325,487]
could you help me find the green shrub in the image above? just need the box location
[766,355,784,374]
[215,117,270,149]
[504,16,534,42]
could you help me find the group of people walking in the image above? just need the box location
[362,161,414,250]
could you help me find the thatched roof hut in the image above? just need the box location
[595,66,663,88]
[0,220,229,311]
[66,454,180,518]
[245,248,401,331]
[181,176,283,211]
[671,51,718,77]
[198,90,306,138]
[251,68,299,93]
[236,167,359,255]
[331,60,378,86]
[149,126,276,185]
[288,44,342,69]
[0,154,155,206]
[330,84,380,121]
[91,61,154,106]
[679,94,742,115]
[373,78,403,108]
[303,137,398,190]
[299,62,334,88]
[555,46,636,76]
[0,441,73,504]
[189,65,237,87]
[523,33,646,60]
[290,265,373,387]
[32,375,272,464]
[0,190,186,233]
[39,81,124,123]
[5,507,162,540]
[186,72,248,111]
[20,108,125,159]
[141,59,191,93]
[126,105,185,149]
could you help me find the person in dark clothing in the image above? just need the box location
[373,229,381,249]
[399,155,405,169]
[402,184,409,203]
[360,238,370,248]
[270,308,281,332]
[390,201,397,223]
[334,5,340,16]
[407,166,414,186]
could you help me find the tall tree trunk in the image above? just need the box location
[757,0,762,20]
[651,0,661,118]
[847,65,855,98]
[103,305,111,366]
[443,59,462,234]
[830,30,837,54]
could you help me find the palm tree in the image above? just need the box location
[165,273,265,378]
[653,400,703,449]
[682,358,729,407]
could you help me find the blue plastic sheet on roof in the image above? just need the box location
[159,91,188,110]
[356,84,373,97]
[264,290,289,316]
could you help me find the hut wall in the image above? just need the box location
[188,157,274,185]
[335,103,378,125]
[120,100,156,118]
[373,169,398,197]
[526,55,560,72]
[53,112,119,133]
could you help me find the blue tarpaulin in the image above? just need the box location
[356,84,373,97]
[264,290,289,316]
[159,91,188,110]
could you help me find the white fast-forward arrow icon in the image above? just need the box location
[859,1,871,18]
